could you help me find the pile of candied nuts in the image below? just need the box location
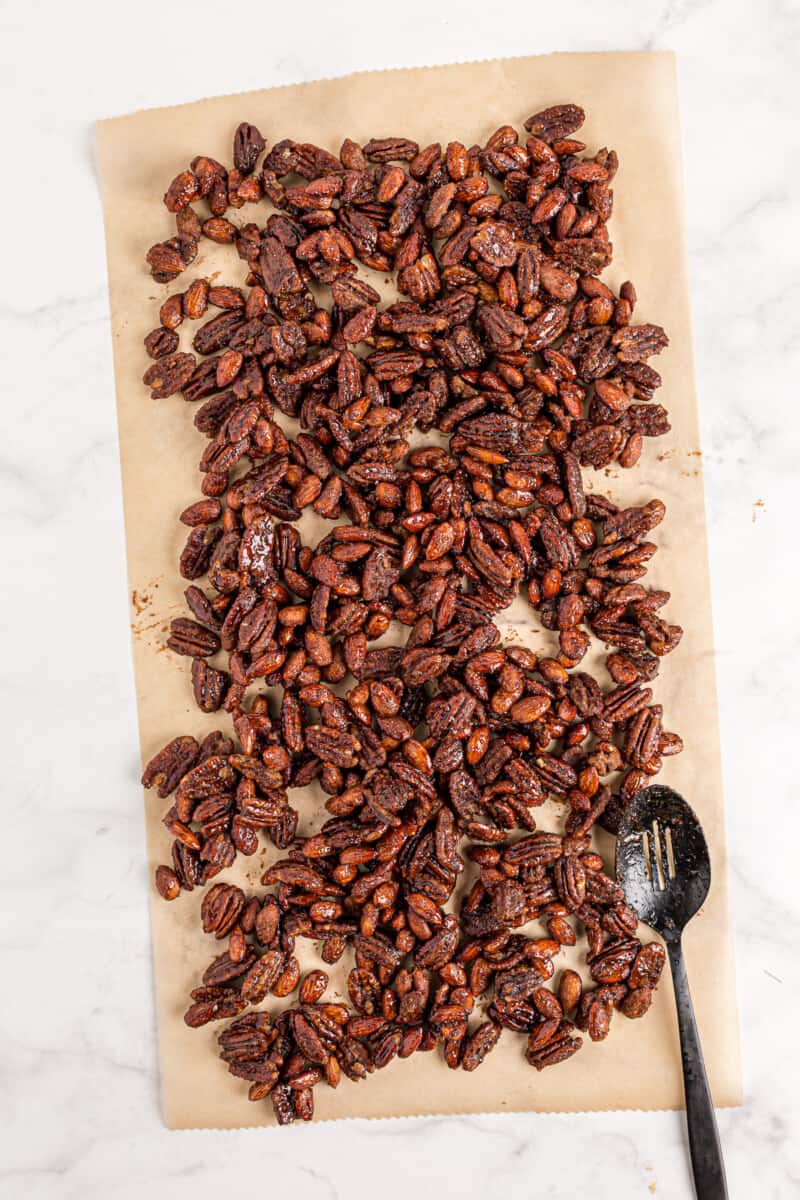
[141,103,680,1124]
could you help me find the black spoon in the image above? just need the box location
[615,785,728,1200]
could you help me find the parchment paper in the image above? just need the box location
[96,51,742,1128]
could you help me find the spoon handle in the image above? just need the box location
[666,938,728,1199]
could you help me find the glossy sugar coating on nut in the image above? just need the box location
[140,106,678,1123]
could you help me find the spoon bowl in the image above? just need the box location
[615,783,711,939]
[615,785,727,1200]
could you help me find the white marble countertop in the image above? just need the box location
[2,1,798,1196]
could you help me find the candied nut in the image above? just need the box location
[155,865,181,900]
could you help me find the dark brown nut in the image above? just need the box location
[290,1012,328,1064]
[299,971,329,1005]
[203,217,238,243]
[553,856,586,909]
[167,618,221,658]
[179,526,222,580]
[462,1021,502,1071]
[554,238,613,275]
[184,989,247,1028]
[575,990,613,1041]
[191,659,228,712]
[260,236,303,296]
[183,278,210,319]
[218,1013,273,1063]
[201,883,246,937]
[557,969,583,1013]
[160,293,184,330]
[142,352,196,398]
[144,327,179,359]
[255,897,281,947]
[234,122,266,175]
[510,694,551,723]
[364,137,420,162]
[180,499,222,527]
[192,310,246,354]
[146,241,186,281]
[526,1021,583,1069]
[155,865,181,900]
[176,755,235,806]
[241,950,284,1003]
[628,942,666,989]
[272,955,301,997]
[490,879,527,925]
[589,939,639,984]
[524,104,585,140]
[141,736,200,798]
[619,986,653,1018]
[164,169,199,212]
[548,916,576,946]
